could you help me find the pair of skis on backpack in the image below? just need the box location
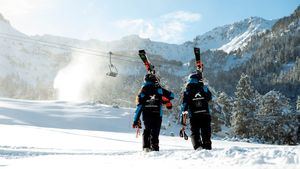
[138,47,203,80]
[138,48,203,141]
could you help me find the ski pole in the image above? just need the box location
[136,127,140,138]
[179,127,188,140]
[179,112,188,140]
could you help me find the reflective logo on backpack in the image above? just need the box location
[191,91,206,112]
[195,92,202,98]
[145,94,160,110]
[150,95,156,100]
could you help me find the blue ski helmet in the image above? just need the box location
[187,72,203,84]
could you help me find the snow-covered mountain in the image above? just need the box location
[0,14,26,36]
[32,17,276,62]
[0,13,276,72]
[33,34,193,62]
[0,14,71,80]
[0,97,299,169]
[191,17,276,53]
[204,6,300,99]
[0,9,295,102]
[93,17,276,60]
[0,14,74,99]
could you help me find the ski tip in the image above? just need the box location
[194,47,200,54]
[139,50,146,55]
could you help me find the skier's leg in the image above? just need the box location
[201,115,212,150]
[150,117,162,151]
[143,119,151,149]
[190,117,201,150]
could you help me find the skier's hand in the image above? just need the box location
[181,126,185,131]
[132,120,142,129]
[181,111,188,126]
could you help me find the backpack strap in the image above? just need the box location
[157,88,162,95]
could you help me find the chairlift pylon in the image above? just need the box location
[106,51,118,77]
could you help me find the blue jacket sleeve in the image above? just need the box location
[162,87,174,100]
[133,104,143,123]
[180,89,189,123]
[181,90,189,112]
[203,85,212,102]
[133,90,145,123]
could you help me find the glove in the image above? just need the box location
[162,96,172,109]
[132,119,142,129]
[165,102,172,109]
[179,127,188,140]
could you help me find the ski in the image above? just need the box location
[136,127,141,138]
[194,47,203,75]
[138,50,155,74]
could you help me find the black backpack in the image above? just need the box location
[142,86,162,116]
[188,85,209,115]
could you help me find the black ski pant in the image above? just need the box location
[142,115,162,151]
[190,114,212,150]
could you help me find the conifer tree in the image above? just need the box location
[256,91,298,144]
[232,73,256,137]
[217,92,233,127]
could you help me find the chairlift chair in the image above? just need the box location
[106,51,118,77]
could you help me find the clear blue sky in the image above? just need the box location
[0,0,298,44]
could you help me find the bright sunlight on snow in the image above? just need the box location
[0,98,299,169]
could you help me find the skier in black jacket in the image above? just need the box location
[180,72,212,150]
[132,73,174,152]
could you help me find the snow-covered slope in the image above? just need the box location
[192,17,276,53]
[0,98,299,169]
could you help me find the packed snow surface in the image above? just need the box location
[0,98,299,169]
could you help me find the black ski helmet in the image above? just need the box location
[144,73,157,83]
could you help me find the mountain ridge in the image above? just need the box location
[0,7,298,102]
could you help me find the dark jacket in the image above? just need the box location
[181,79,212,119]
[133,81,174,123]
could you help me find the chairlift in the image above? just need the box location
[106,51,118,77]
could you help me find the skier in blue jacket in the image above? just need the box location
[132,73,174,152]
[180,72,212,150]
